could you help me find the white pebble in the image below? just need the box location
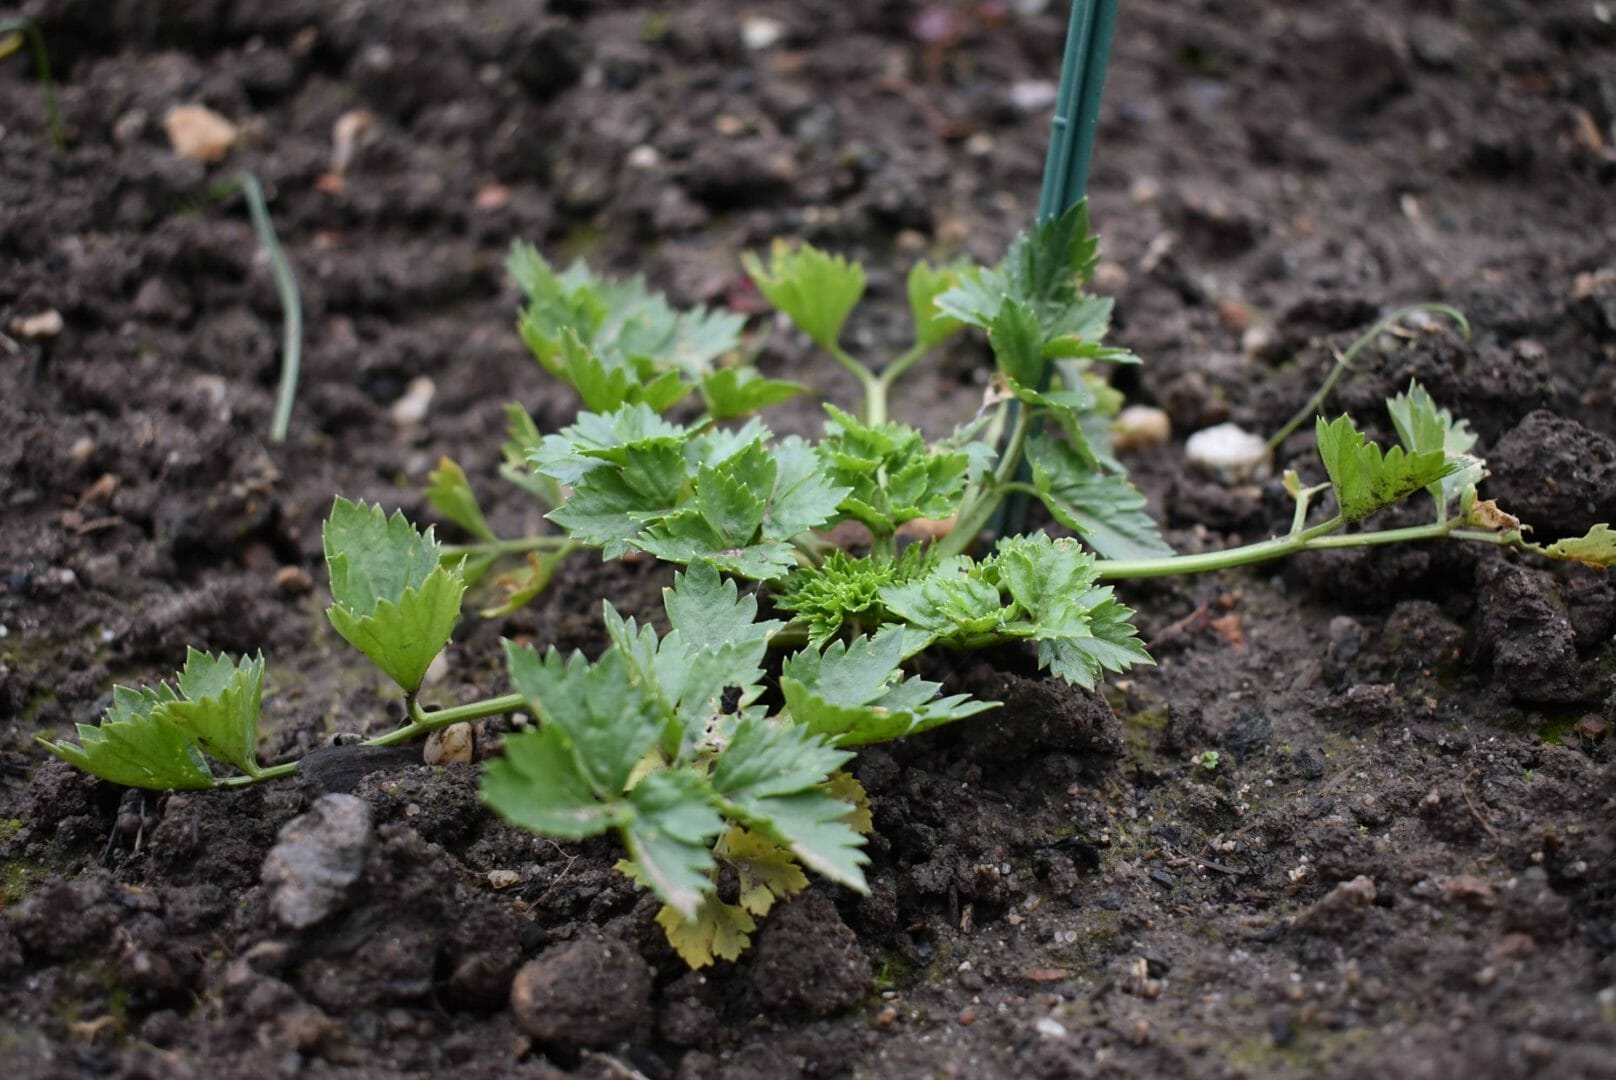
[389,375,436,428]
[740,15,785,50]
[1034,1017,1068,1039]
[1185,422,1271,484]
[1010,80,1058,113]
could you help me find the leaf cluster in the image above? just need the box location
[40,649,264,789]
[483,562,892,963]
[511,243,801,420]
[324,497,467,694]
[532,406,848,579]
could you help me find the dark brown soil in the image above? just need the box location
[3,1,1614,1077]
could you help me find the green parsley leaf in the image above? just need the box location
[482,724,628,838]
[39,684,212,791]
[738,790,868,890]
[324,498,466,694]
[425,456,495,544]
[499,403,562,507]
[709,714,854,805]
[988,297,1046,389]
[1316,413,1460,523]
[934,201,1100,337]
[509,242,742,412]
[700,367,805,420]
[502,642,665,796]
[742,241,866,352]
[906,259,967,348]
[761,436,850,542]
[163,648,266,778]
[624,769,724,918]
[819,405,969,535]
[1028,434,1175,560]
[779,628,997,747]
[1387,380,1483,515]
[777,548,925,646]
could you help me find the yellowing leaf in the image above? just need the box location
[721,827,809,916]
[825,772,874,834]
[656,899,757,969]
[1531,523,1616,569]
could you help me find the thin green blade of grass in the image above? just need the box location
[0,17,65,150]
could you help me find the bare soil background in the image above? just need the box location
[2,1,1614,1076]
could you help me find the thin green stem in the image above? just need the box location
[872,342,931,417]
[216,691,530,786]
[224,174,304,444]
[1266,303,1469,453]
[1092,514,1518,581]
[441,535,574,559]
[828,342,883,423]
[217,761,298,787]
[935,404,1033,559]
[362,692,531,747]
[0,19,65,150]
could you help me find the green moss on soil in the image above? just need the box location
[1219,1026,1374,1074]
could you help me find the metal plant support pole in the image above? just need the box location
[996,0,1121,539]
[1038,0,1121,223]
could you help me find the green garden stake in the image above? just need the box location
[1037,0,1121,223]
[998,0,1121,538]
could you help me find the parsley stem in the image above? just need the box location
[217,692,533,785]
[440,535,573,558]
[369,692,532,746]
[934,404,1033,559]
[217,761,297,786]
[827,343,883,423]
[871,342,931,419]
[1265,303,1469,453]
[1091,515,1518,581]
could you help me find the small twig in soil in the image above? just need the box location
[1460,770,1500,843]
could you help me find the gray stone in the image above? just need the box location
[261,793,373,929]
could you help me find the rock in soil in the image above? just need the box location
[1487,411,1616,538]
[510,933,653,1050]
[1475,562,1585,706]
[743,890,869,1018]
[260,794,374,930]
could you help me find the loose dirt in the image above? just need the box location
[2,1,1613,1076]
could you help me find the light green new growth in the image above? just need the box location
[41,649,264,789]
[324,497,467,695]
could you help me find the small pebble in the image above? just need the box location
[164,104,238,163]
[486,869,520,890]
[274,566,314,596]
[739,14,786,50]
[10,309,63,339]
[1034,1016,1068,1039]
[1185,422,1271,484]
[389,375,435,427]
[424,722,474,766]
[1010,80,1058,113]
[1113,405,1171,452]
